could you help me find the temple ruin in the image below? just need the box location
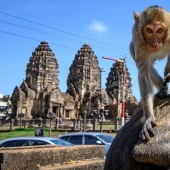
[105,60,139,118]
[10,41,139,121]
[66,43,111,118]
[11,41,75,119]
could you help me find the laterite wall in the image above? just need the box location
[0,145,104,170]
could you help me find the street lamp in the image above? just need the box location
[46,112,56,137]
[99,68,105,133]
[100,68,105,103]
[91,110,98,132]
[83,111,87,132]
[102,56,126,127]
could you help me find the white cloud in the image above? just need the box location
[89,19,108,33]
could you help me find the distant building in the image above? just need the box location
[0,93,12,120]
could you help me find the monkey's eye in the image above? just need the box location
[157,28,163,33]
[146,28,152,33]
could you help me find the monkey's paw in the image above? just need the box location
[154,89,168,99]
[163,73,170,86]
[139,117,156,141]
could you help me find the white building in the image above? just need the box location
[0,93,12,120]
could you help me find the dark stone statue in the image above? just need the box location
[104,95,170,170]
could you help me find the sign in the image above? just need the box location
[18,113,25,118]
[35,127,44,137]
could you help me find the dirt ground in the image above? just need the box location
[52,131,117,138]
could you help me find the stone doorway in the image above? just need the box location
[53,107,57,115]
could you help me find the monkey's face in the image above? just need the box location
[142,22,167,52]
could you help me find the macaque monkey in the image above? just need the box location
[130,5,170,140]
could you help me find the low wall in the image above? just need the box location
[0,145,104,170]
[39,159,105,170]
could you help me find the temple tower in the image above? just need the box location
[105,60,138,117]
[11,41,64,119]
[25,41,59,92]
[67,43,103,116]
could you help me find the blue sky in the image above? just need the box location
[0,0,169,102]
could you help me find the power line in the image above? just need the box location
[0,3,102,40]
[0,19,127,54]
[0,30,78,51]
[23,0,130,51]
[24,0,130,51]
[0,11,128,51]
[25,0,88,25]
[0,29,132,61]
[0,29,126,58]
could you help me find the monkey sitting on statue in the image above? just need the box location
[130,5,170,141]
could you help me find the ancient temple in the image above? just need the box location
[10,41,139,121]
[105,60,138,117]
[11,41,75,119]
[66,43,111,117]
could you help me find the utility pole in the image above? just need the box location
[102,56,126,127]
[99,68,105,132]
[83,111,87,132]
[121,61,126,126]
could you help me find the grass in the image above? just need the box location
[0,127,66,140]
[0,124,118,140]
[97,124,116,130]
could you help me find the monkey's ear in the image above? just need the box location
[133,12,140,23]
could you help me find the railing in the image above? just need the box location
[0,117,131,132]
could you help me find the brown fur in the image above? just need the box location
[130,5,170,140]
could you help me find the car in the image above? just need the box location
[0,137,73,148]
[57,132,114,157]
